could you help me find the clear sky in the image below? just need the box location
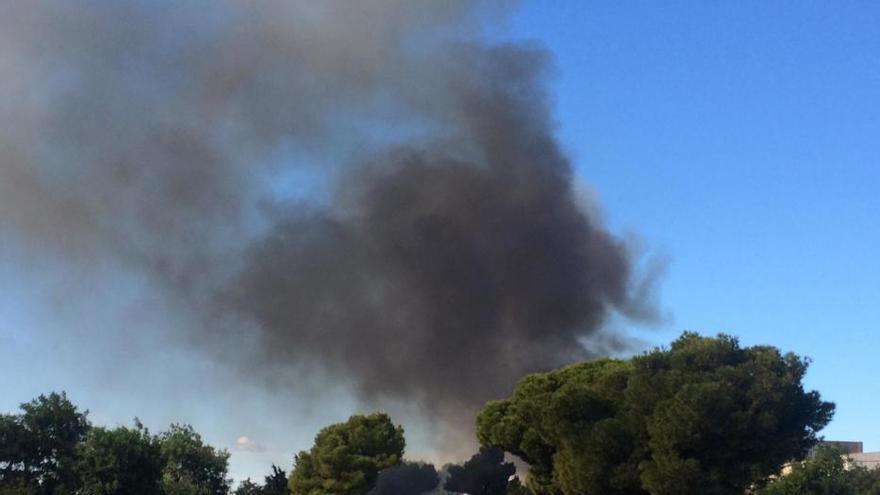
[501,0,880,447]
[1,0,878,483]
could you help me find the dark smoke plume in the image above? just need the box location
[0,0,492,267]
[444,447,516,495]
[370,462,440,495]
[228,45,645,416]
[0,0,659,453]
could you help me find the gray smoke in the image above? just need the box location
[228,44,644,415]
[370,462,440,495]
[0,0,658,443]
[444,447,515,494]
[0,0,494,267]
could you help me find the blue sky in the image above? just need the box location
[1,0,879,482]
[501,1,880,447]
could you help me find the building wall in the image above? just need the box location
[818,440,863,455]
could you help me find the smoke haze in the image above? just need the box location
[0,0,659,458]
[229,44,640,413]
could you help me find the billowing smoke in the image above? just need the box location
[444,447,516,495]
[369,449,517,495]
[370,462,440,495]
[228,44,643,417]
[0,0,658,454]
[0,0,494,267]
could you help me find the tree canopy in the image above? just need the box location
[0,393,233,495]
[477,332,835,495]
[0,332,844,495]
[261,465,289,495]
[232,479,263,495]
[758,446,880,495]
[288,413,405,495]
[75,421,163,495]
[234,465,289,495]
[0,392,91,494]
[444,447,517,495]
[505,477,534,495]
[158,424,231,495]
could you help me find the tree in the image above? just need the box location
[369,462,439,495]
[0,483,34,495]
[444,448,515,495]
[758,446,880,495]
[288,413,405,495]
[477,357,635,495]
[0,392,90,494]
[0,414,31,491]
[234,465,289,495]
[158,424,231,495]
[2,393,237,495]
[74,421,163,495]
[477,333,835,495]
[233,479,262,495]
[851,469,880,495]
[505,477,534,495]
[262,465,289,495]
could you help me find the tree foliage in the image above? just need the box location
[0,332,841,495]
[0,392,90,494]
[288,413,405,495]
[75,421,163,495]
[444,448,516,495]
[1,392,234,495]
[0,414,30,490]
[505,477,534,495]
[234,465,289,495]
[233,479,262,495]
[158,423,231,495]
[261,465,289,495]
[477,332,835,495]
[758,446,880,495]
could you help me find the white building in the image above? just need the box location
[847,452,880,470]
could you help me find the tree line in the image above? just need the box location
[3,333,869,494]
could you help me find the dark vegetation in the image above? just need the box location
[0,394,231,495]
[1,334,845,494]
[477,332,834,495]
[757,446,880,495]
[233,465,288,495]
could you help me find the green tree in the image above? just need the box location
[234,465,289,495]
[850,467,880,495]
[477,333,834,495]
[0,392,90,494]
[75,421,163,495]
[262,465,289,495]
[758,446,880,495]
[0,480,36,495]
[477,358,634,495]
[444,448,515,495]
[505,477,534,495]
[158,424,231,495]
[0,414,31,491]
[233,479,262,495]
[288,413,405,495]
